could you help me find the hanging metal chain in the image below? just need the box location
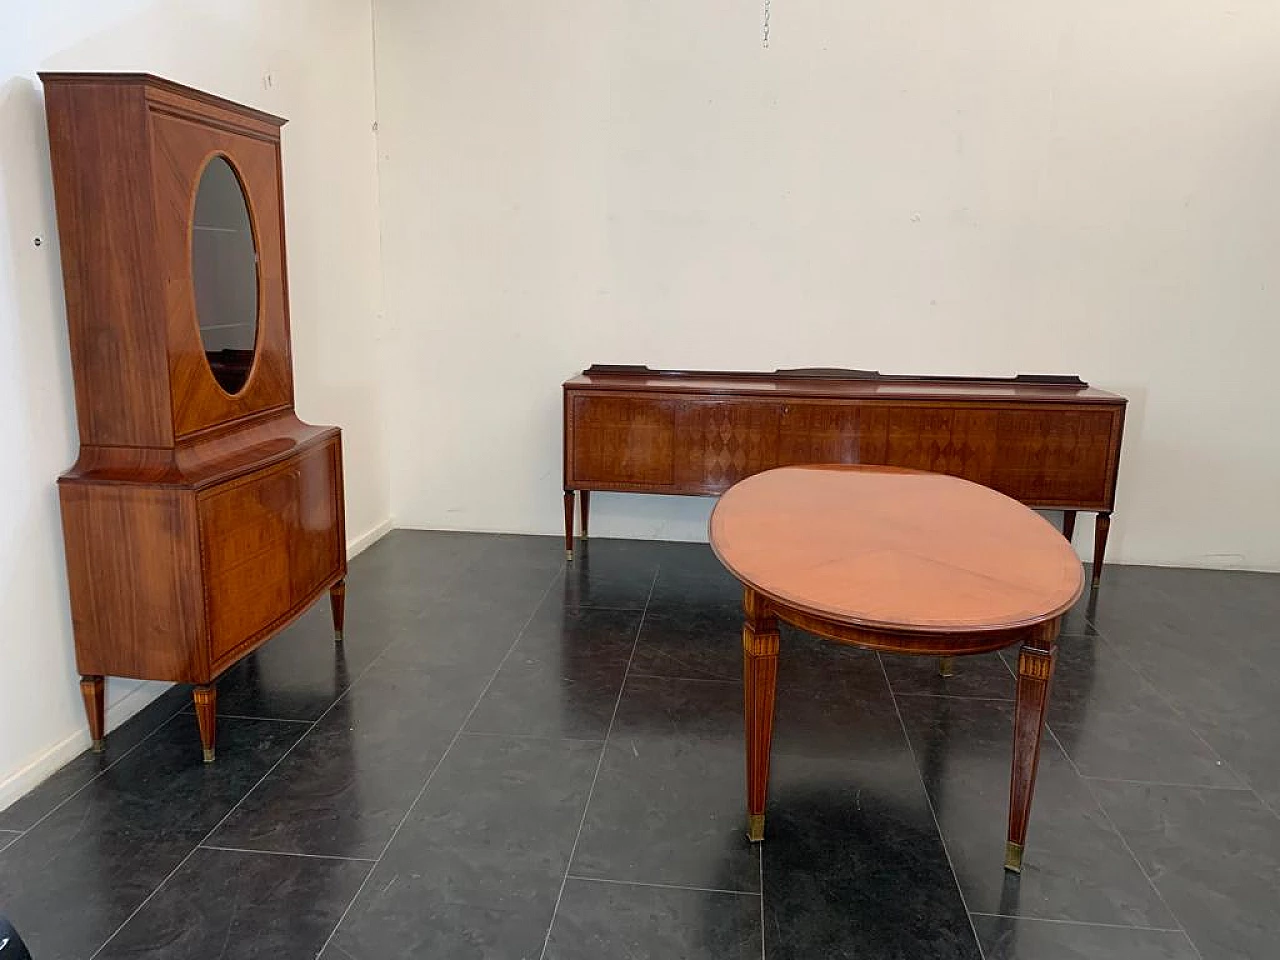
[762,0,771,48]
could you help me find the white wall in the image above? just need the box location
[0,0,390,807]
[376,0,1280,571]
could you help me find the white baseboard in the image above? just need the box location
[0,679,174,815]
[347,516,394,559]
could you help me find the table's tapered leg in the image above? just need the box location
[1006,621,1059,872]
[330,579,346,642]
[743,587,780,843]
[563,491,575,561]
[1062,510,1077,542]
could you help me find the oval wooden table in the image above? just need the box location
[709,464,1084,872]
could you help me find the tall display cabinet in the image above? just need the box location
[42,73,347,762]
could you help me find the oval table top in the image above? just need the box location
[709,465,1084,634]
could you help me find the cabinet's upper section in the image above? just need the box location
[41,72,295,449]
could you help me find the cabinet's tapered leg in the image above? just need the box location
[564,490,575,561]
[194,684,217,763]
[81,675,105,752]
[743,588,780,843]
[1092,513,1111,589]
[1062,510,1077,542]
[580,490,591,541]
[330,579,346,641]
[1006,622,1059,872]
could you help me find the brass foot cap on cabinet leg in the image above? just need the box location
[566,549,574,562]
[202,748,215,763]
[938,656,955,678]
[91,739,105,754]
[334,629,344,642]
[747,813,765,843]
[1004,841,1024,873]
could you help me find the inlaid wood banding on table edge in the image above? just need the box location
[1006,619,1060,872]
[742,588,780,843]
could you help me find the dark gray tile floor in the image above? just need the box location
[1,530,1277,958]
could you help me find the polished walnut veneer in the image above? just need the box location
[710,465,1084,871]
[44,72,346,761]
[563,365,1126,586]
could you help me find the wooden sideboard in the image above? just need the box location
[562,365,1126,587]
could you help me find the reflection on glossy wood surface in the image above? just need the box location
[709,466,1080,871]
[562,366,1126,587]
[43,73,346,759]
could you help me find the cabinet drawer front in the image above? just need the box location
[570,395,677,486]
[199,441,342,663]
[673,400,781,491]
[989,408,1118,506]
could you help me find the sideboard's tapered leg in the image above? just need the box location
[1062,510,1077,543]
[580,490,591,541]
[1091,513,1111,589]
[81,675,106,753]
[1007,622,1059,872]
[330,578,346,642]
[193,684,217,763]
[938,656,955,678]
[564,491,575,561]
[743,588,780,843]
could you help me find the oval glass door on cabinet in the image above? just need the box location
[191,156,259,394]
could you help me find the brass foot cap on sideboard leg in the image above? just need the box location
[938,656,955,678]
[1004,841,1024,873]
[566,549,574,562]
[747,813,765,843]
[91,739,105,754]
[202,748,216,764]
[334,630,344,642]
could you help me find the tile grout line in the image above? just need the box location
[178,712,316,724]
[198,843,378,863]
[1047,724,1207,960]
[316,563,567,958]
[625,672,738,684]
[9,700,190,840]
[88,613,419,960]
[565,874,759,898]
[1080,775,1252,792]
[537,567,660,960]
[1086,623,1280,824]
[876,652,987,960]
[968,912,1185,932]
[458,731,606,744]
[759,838,767,960]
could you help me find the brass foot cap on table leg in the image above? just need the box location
[91,739,105,754]
[202,748,216,763]
[747,813,765,843]
[938,656,955,678]
[1004,841,1024,873]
